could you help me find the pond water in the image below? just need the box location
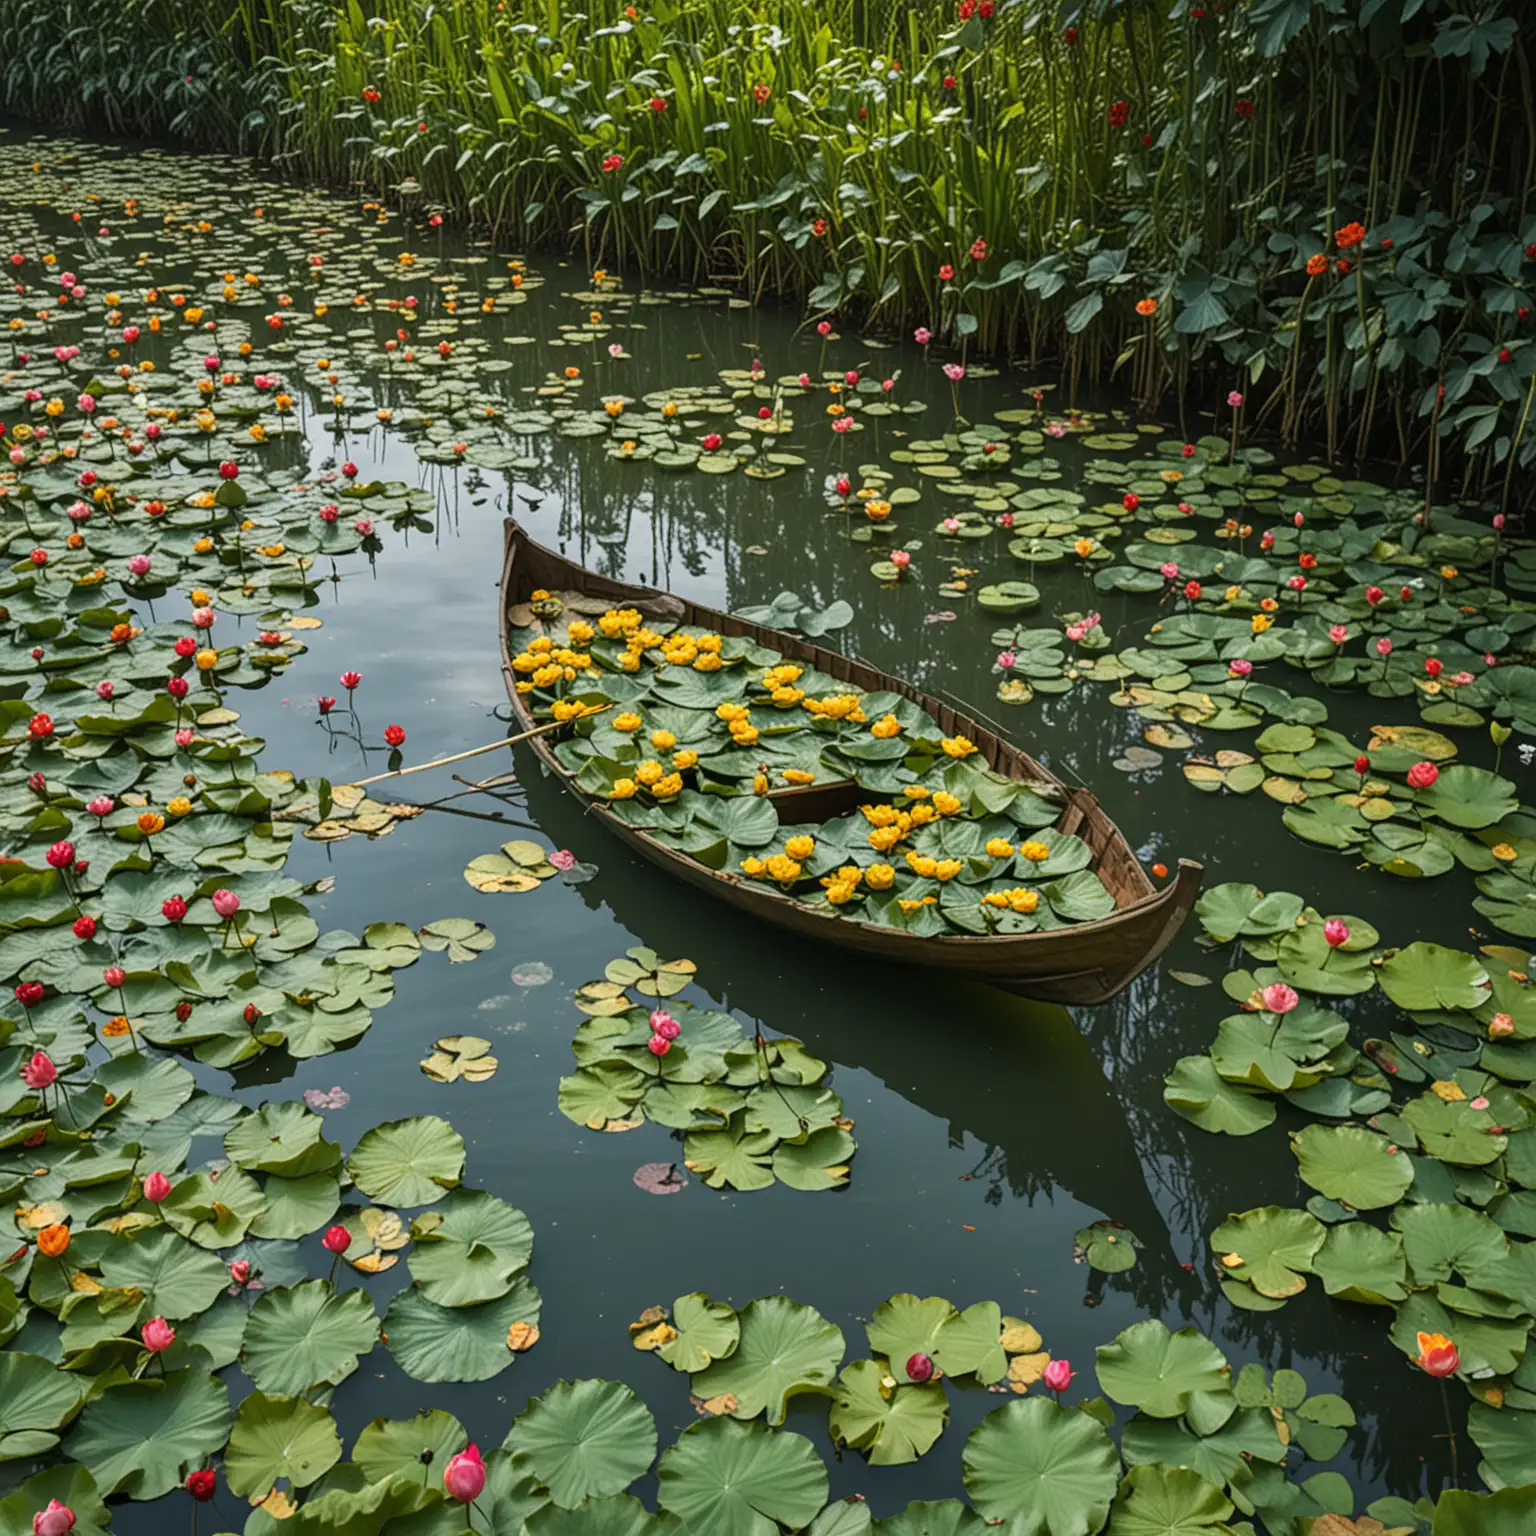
[2,124,1527,1531]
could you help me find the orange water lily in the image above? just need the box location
[1415,1331,1459,1376]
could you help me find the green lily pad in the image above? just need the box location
[829,1358,949,1465]
[504,1379,658,1509]
[962,1397,1120,1536]
[1292,1124,1415,1209]
[1094,1320,1230,1419]
[692,1296,845,1425]
[348,1115,466,1207]
[223,1392,342,1498]
[657,1417,828,1536]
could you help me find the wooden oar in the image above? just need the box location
[345,707,608,789]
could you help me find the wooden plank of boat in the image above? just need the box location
[499,519,1201,1005]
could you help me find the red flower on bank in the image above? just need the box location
[1234,98,1254,119]
[1335,221,1366,250]
[1108,99,1129,128]
[649,96,667,112]
[602,154,623,173]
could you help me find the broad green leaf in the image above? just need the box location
[352,1408,466,1490]
[1209,1207,1325,1299]
[407,1189,534,1307]
[241,1280,380,1396]
[1095,1320,1229,1419]
[384,1276,542,1383]
[829,1358,949,1465]
[659,1293,739,1374]
[1292,1124,1414,1210]
[224,1392,342,1497]
[866,1294,959,1383]
[98,1229,231,1321]
[657,1417,828,1536]
[504,1379,657,1508]
[65,1368,231,1499]
[692,1296,845,1425]
[348,1116,465,1207]
[962,1397,1120,1536]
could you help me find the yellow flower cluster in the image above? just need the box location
[508,633,597,695]
[820,864,864,904]
[985,838,1015,858]
[983,889,1041,913]
[1018,840,1050,863]
[870,714,902,739]
[598,607,645,638]
[940,735,978,759]
[804,693,866,722]
[740,853,803,884]
[904,851,963,881]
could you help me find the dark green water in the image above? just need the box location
[0,127,1484,1525]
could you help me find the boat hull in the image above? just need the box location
[500,520,1200,1005]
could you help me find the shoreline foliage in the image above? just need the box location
[3,0,1536,499]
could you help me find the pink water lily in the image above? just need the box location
[549,849,577,872]
[1260,983,1300,1015]
[942,363,966,382]
[1323,919,1350,948]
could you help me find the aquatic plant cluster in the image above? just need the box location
[4,0,1535,494]
[3,104,1536,1536]
[1166,885,1536,1501]
[508,597,1119,935]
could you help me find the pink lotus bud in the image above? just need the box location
[1490,1013,1515,1038]
[998,651,1017,668]
[228,1259,252,1285]
[141,1317,175,1352]
[647,1034,672,1056]
[1260,983,1299,1014]
[1043,1358,1073,1392]
[32,1499,76,1536]
[211,890,241,918]
[905,1352,935,1383]
[142,1172,172,1203]
[1323,919,1350,948]
[128,555,151,577]
[21,1051,57,1088]
[443,1445,486,1504]
[890,549,911,569]
[103,967,126,989]
[87,796,114,817]
[322,1224,351,1254]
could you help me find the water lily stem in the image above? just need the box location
[1439,1378,1460,1487]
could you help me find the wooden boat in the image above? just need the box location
[499,520,1201,1005]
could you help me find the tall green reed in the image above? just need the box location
[4,0,1533,506]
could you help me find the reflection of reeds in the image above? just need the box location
[7,0,1535,498]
